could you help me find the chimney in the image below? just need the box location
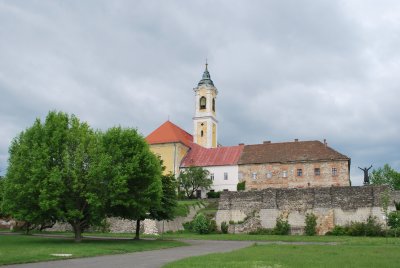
[238,143,244,146]
[323,139,327,147]
[294,139,299,142]
[263,141,271,144]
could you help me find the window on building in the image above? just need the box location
[266,172,272,179]
[200,130,204,137]
[297,168,303,177]
[209,189,215,193]
[282,170,288,178]
[210,173,214,181]
[252,172,257,180]
[200,96,206,109]
[332,167,338,176]
[212,98,215,111]
[224,172,228,180]
[238,172,243,180]
[223,189,229,192]
[314,168,320,176]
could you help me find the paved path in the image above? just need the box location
[2,239,254,268]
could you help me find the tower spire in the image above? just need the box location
[198,60,214,86]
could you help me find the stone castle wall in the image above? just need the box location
[239,160,350,190]
[216,186,399,234]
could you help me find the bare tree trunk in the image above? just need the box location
[134,219,140,240]
[72,223,82,243]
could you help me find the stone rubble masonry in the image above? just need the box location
[239,160,350,190]
[216,186,399,235]
[44,205,205,234]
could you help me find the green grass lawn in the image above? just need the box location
[0,234,186,266]
[164,238,400,268]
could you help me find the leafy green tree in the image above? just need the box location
[3,111,109,241]
[103,127,162,239]
[178,167,211,199]
[2,119,58,233]
[370,164,400,190]
[150,172,178,221]
[47,113,109,242]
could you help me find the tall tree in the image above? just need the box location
[178,167,211,199]
[370,164,400,190]
[103,127,162,239]
[149,172,178,221]
[2,111,109,241]
[2,119,58,232]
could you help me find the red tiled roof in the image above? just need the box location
[238,140,349,165]
[145,121,193,147]
[181,143,244,167]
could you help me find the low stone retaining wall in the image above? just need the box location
[216,186,400,235]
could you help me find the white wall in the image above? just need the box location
[180,165,239,198]
[203,165,238,197]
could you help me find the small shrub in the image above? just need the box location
[182,221,193,232]
[237,181,246,191]
[388,211,400,229]
[249,228,275,235]
[208,220,217,233]
[206,191,221,199]
[192,213,210,234]
[304,213,317,236]
[274,216,290,235]
[229,220,235,224]
[221,221,228,234]
[365,216,383,236]
[387,227,400,237]
[328,225,347,236]
[347,221,366,236]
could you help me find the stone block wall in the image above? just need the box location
[239,160,350,190]
[216,186,399,234]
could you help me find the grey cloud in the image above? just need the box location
[1,0,399,185]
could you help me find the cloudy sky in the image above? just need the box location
[1,0,399,184]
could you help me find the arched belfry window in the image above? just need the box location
[212,98,215,112]
[200,96,206,110]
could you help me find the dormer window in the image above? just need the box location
[200,97,206,110]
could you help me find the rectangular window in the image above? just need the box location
[224,172,228,180]
[332,167,338,176]
[266,172,272,179]
[314,168,320,176]
[282,170,288,178]
[223,189,229,192]
[210,173,214,181]
[252,172,257,180]
[297,169,303,177]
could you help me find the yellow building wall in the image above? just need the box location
[149,143,189,176]
[196,121,207,147]
[212,123,216,147]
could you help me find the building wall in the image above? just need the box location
[180,165,239,198]
[215,186,399,234]
[149,143,189,176]
[239,160,350,190]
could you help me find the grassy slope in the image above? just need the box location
[164,238,400,268]
[0,235,185,266]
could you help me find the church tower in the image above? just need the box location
[193,63,218,148]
